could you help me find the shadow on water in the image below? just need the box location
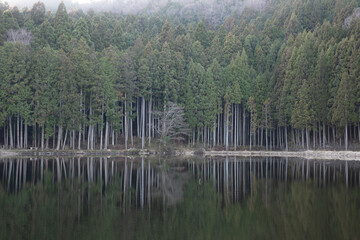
[0,156,360,240]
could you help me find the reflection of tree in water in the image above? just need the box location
[0,157,360,239]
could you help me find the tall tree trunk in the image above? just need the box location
[130,104,133,147]
[46,137,49,149]
[148,95,152,147]
[137,98,140,137]
[285,126,288,151]
[4,126,7,148]
[53,125,56,149]
[72,130,75,150]
[9,117,13,149]
[141,97,145,149]
[213,120,216,148]
[301,128,305,149]
[78,126,82,150]
[56,125,62,151]
[100,110,104,150]
[320,122,322,149]
[313,129,316,149]
[345,123,348,151]
[217,113,220,145]
[233,104,238,151]
[104,121,109,150]
[323,122,326,147]
[62,129,68,150]
[249,116,252,151]
[265,107,268,151]
[24,120,27,149]
[225,109,229,151]
[112,126,115,146]
[242,106,246,146]
[20,117,23,148]
[87,125,91,150]
[17,115,20,149]
[41,126,44,150]
[269,129,272,150]
[125,94,128,150]
[306,127,309,150]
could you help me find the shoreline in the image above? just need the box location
[203,150,360,160]
[1,149,360,160]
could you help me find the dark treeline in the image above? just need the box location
[1,0,360,151]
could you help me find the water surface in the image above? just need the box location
[0,156,360,239]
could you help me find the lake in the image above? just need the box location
[0,156,360,239]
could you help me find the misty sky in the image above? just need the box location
[3,0,100,9]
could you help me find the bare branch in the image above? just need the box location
[7,29,33,45]
[154,102,190,145]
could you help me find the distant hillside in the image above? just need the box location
[78,0,266,24]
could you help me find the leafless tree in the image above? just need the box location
[7,29,32,45]
[154,102,190,145]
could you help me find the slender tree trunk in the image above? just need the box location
[306,127,309,150]
[100,110,104,150]
[24,121,27,149]
[104,121,109,150]
[125,94,128,150]
[20,117,23,148]
[148,95,152,147]
[358,123,360,144]
[17,115,20,149]
[56,125,62,151]
[270,128,272,150]
[249,116,252,151]
[87,123,91,150]
[285,126,288,151]
[4,126,7,148]
[137,98,140,137]
[243,106,246,146]
[142,97,145,149]
[313,129,316,149]
[213,120,216,148]
[217,113,220,145]
[78,127,81,150]
[204,126,207,148]
[62,129,68,150]
[234,104,238,151]
[239,105,242,146]
[41,126,44,150]
[111,126,115,146]
[323,122,326,147]
[72,130,75,150]
[53,125,56,149]
[225,108,229,151]
[302,128,305,149]
[345,123,348,151]
[130,103,133,147]
[9,117,13,149]
[265,106,268,150]
[318,122,321,147]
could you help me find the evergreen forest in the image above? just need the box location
[1,0,360,151]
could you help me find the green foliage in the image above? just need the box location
[0,0,359,148]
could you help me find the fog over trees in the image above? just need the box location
[1,0,360,151]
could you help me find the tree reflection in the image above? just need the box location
[0,157,359,239]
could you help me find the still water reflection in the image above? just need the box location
[0,156,359,239]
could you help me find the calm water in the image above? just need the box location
[0,156,360,240]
